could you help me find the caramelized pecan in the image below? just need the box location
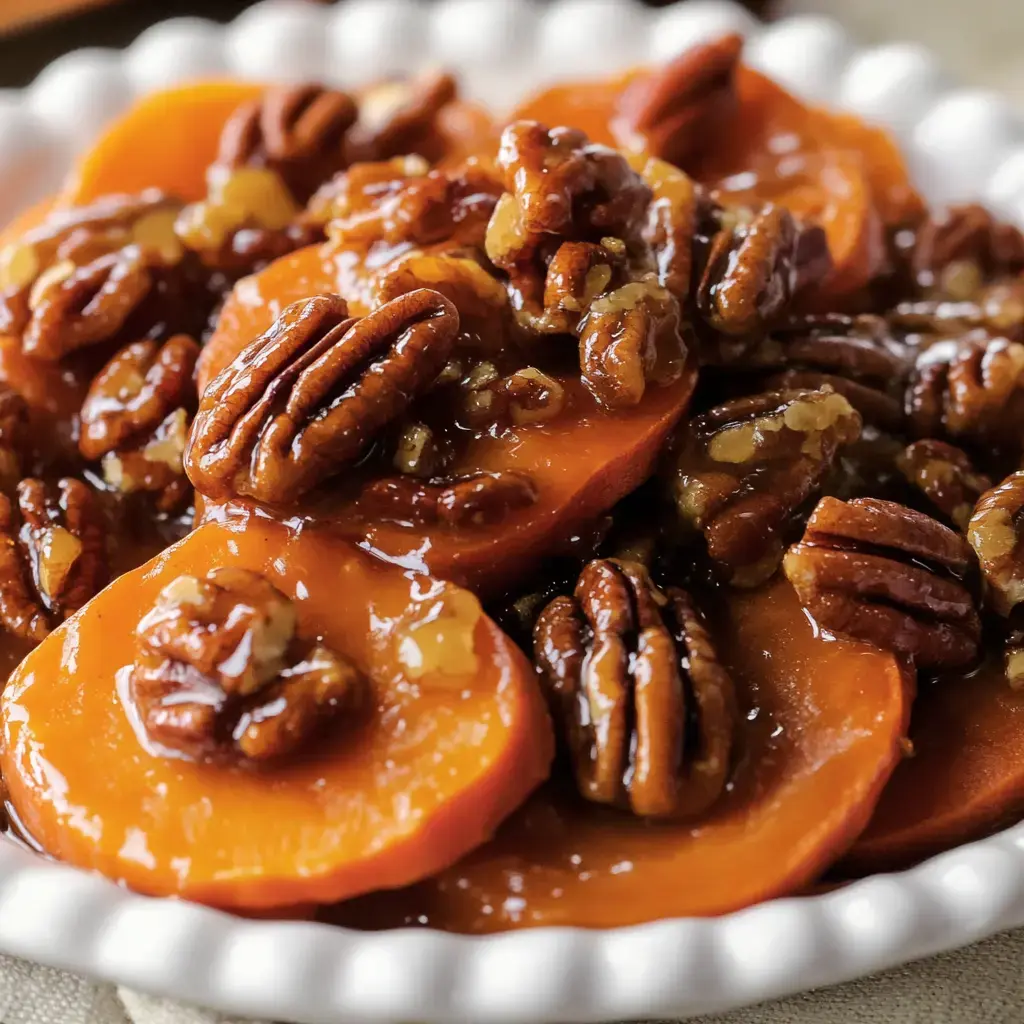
[80,335,199,510]
[890,277,1024,341]
[0,389,29,492]
[696,205,832,336]
[533,559,736,819]
[0,478,107,642]
[614,34,743,170]
[359,470,537,527]
[906,332,1024,451]
[186,290,458,504]
[898,439,991,530]
[968,471,1024,617]
[672,387,862,586]
[345,71,458,165]
[217,84,358,202]
[22,250,153,361]
[579,278,686,408]
[130,567,366,763]
[784,496,980,668]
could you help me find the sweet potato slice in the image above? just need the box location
[0,517,554,909]
[843,659,1024,874]
[195,244,698,596]
[62,81,265,204]
[329,578,913,931]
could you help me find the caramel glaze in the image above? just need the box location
[327,579,912,931]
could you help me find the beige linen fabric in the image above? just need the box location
[3,928,1024,1023]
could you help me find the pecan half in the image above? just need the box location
[186,290,458,504]
[0,389,29,492]
[346,71,458,165]
[908,203,1024,294]
[784,496,980,668]
[533,559,735,819]
[217,84,358,202]
[906,332,1024,451]
[579,278,686,408]
[968,471,1024,617]
[80,335,200,510]
[890,277,1024,341]
[898,439,991,530]
[359,470,537,527]
[696,205,832,336]
[130,567,366,763]
[672,387,862,586]
[21,250,153,361]
[0,477,107,642]
[614,34,743,170]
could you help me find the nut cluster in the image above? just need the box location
[131,567,366,763]
[534,559,736,819]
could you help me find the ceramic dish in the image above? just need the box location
[2,1,1024,1021]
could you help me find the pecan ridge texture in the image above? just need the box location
[186,289,459,505]
[533,558,736,819]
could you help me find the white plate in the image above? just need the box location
[2,2,1024,1022]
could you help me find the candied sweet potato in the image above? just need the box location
[330,578,913,931]
[0,517,554,909]
[843,658,1024,873]
[195,245,697,596]
[62,81,265,204]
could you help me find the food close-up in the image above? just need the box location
[3,29,1024,937]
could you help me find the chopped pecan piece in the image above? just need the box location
[533,559,736,819]
[784,496,980,668]
[0,477,107,642]
[346,71,458,165]
[579,278,686,408]
[186,290,458,504]
[80,335,200,510]
[696,205,832,336]
[672,387,862,586]
[906,333,1024,451]
[968,471,1024,617]
[21,250,153,361]
[217,83,358,202]
[614,34,743,170]
[897,439,991,530]
[130,567,366,763]
[359,471,537,527]
[908,203,1024,294]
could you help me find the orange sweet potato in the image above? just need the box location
[62,81,264,204]
[0,516,554,909]
[195,244,698,597]
[843,659,1024,874]
[330,578,913,931]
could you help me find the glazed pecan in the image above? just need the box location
[906,332,1024,451]
[0,389,29,492]
[614,34,743,170]
[359,470,537,527]
[890,277,1024,341]
[741,314,913,429]
[80,335,200,511]
[130,567,366,763]
[784,496,980,668]
[672,387,862,586]
[907,203,1024,294]
[217,83,358,202]
[21,250,153,361]
[0,191,182,338]
[897,439,991,530]
[696,205,832,336]
[345,71,458,165]
[0,478,107,643]
[968,471,1024,617]
[186,290,458,504]
[579,278,687,408]
[533,559,736,819]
